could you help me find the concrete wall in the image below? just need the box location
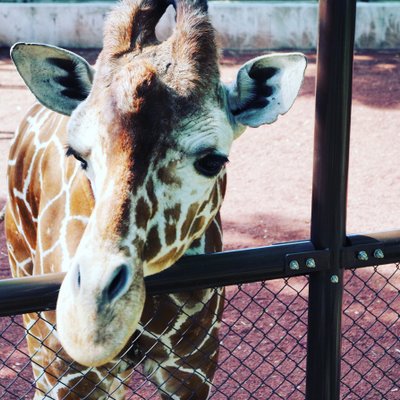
[0,2,400,50]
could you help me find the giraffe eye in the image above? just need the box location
[66,147,88,170]
[194,154,229,177]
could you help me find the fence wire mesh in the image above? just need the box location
[0,265,398,399]
[341,263,400,400]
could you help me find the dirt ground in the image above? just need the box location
[0,49,399,399]
[221,50,400,248]
[1,49,400,250]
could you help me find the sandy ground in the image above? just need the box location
[1,49,400,253]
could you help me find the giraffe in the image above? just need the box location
[5,0,306,398]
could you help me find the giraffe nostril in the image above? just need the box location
[77,266,81,288]
[72,264,81,291]
[106,264,131,303]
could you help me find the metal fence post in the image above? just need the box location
[306,0,357,399]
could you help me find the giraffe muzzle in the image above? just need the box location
[56,257,146,367]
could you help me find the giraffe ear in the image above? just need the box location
[227,53,306,134]
[11,43,94,116]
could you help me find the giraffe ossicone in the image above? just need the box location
[6,0,306,397]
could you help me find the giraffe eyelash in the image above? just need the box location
[65,146,88,170]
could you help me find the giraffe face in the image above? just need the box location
[66,90,233,277]
[11,0,306,367]
[56,84,234,366]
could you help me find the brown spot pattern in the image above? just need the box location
[146,178,158,219]
[5,210,33,277]
[136,197,150,229]
[66,219,86,256]
[164,204,181,223]
[164,204,181,246]
[5,0,227,396]
[151,247,179,269]
[170,291,220,357]
[12,138,35,193]
[160,368,211,400]
[41,142,63,200]
[165,222,177,246]
[39,193,66,252]
[205,214,223,253]
[180,203,199,241]
[157,164,181,186]
[15,198,37,250]
[142,224,161,262]
[41,243,63,274]
[190,215,206,237]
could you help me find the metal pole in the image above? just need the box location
[306,0,357,399]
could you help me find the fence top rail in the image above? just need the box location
[1,229,400,317]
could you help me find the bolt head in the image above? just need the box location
[357,251,368,261]
[330,275,339,284]
[373,249,384,259]
[306,258,316,268]
[289,260,300,271]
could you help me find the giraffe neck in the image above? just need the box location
[6,104,93,277]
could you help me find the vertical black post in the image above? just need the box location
[306,1,357,400]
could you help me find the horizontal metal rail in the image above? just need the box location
[1,230,400,317]
[344,230,400,268]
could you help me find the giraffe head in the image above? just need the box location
[11,0,306,366]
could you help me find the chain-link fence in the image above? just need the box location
[341,264,400,400]
[1,265,398,399]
